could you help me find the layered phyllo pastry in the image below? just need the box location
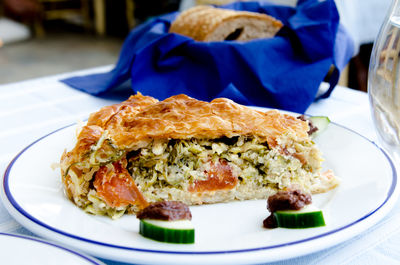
[60,93,338,218]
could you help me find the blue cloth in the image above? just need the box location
[62,0,354,113]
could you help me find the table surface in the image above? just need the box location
[1,66,400,265]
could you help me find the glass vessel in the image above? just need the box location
[369,0,400,159]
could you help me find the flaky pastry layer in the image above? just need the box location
[80,93,309,153]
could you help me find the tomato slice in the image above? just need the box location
[93,161,148,209]
[189,159,238,192]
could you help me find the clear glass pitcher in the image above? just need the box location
[369,0,400,159]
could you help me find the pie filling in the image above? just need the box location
[63,134,322,218]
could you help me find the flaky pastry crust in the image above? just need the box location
[79,93,309,151]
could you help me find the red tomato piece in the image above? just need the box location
[189,159,238,192]
[93,161,148,209]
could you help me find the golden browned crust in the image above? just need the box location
[87,93,158,128]
[169,5,283,42]
[76,93,309,151]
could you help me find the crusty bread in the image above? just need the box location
[169,5,283,42]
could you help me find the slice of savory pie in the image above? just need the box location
[60,93,338,218]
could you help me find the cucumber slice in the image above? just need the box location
[274,205,325,229]
[309,116,330,138]
[139,219,195,244]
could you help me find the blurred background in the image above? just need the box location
[0,0,392,91]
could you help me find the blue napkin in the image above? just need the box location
[62,0,354,113]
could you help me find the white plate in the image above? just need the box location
[0,232,104,265]
[1,121,398,265]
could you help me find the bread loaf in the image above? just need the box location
[169,5,283,42]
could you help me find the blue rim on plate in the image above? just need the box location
[0,232,104,264]
[2,122,397,255]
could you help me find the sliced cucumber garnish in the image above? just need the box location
[274,205,325,229]
[309,116,330,138]
[139,219,195,244]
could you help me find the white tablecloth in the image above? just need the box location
[1,66,400,264]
